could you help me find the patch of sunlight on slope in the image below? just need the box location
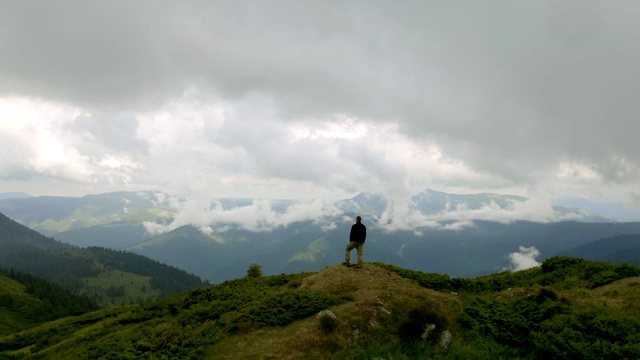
[573,277,640,316]
[32,206,175,233]
[128,229,226,250]
[287,237,329,263]
[36,217,76,232]
[0,276,27,297]
[128,234,175,250]
[83,270,161,306]
[289,252,317,262]
[206,233,226,244]
[190,231,226,245]
[126,235,172,250]
[123,207,175,223]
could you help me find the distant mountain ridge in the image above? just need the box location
[0,192,32,200]
[559,234,640,264]
[0,188,618,235]
[0,190,174,236]
[1,189,637,283]
[125,219,640,283]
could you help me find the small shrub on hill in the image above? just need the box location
[590,263,640,289]
[246,262,263,278]
[533,310,640,359]
[248,289,335,326]
[371,263,457,291]
[541,256,586,273]
[459,287,571,349]
[285,280,301,288]
[318,313,339,334]
[398,304,449,343]
[535,287,560,303]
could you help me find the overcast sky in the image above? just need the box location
[2,0,640,215]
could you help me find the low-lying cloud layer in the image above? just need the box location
[377,197,586,233]
[143,196,343,235]
[142,192,591,236]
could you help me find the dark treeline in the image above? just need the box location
[1,246,205,299]
[86,247,207,296]
[0,249,99,291]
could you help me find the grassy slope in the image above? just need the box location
[39,248,166,307]
[0,276,35,335]
[207,264,462,359]
[82,269,162,306]
[2,259,640,359]
[0,264,458,359]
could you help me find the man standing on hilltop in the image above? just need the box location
[343,216,366,268]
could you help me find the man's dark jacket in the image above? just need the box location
[350,222,366,243]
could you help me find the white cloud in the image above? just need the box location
[321,222,338,232]
[506,246,542,272]
[377,195,585,233]
[558,162,600,181]
[0,97,142,186]
[377,200,440,232]
[143,195,342,235]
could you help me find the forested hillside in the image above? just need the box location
[1,257,639,359]
[0,212,70,252]
[560,233,640,265]
[0,212,206,306]
[0,269,98,336]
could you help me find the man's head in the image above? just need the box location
[356,216,362,222]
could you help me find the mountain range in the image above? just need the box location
[3,188,640,357]
[2,189,640,283]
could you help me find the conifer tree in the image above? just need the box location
[246,262,263,278]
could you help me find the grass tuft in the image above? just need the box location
[318,313,339,334]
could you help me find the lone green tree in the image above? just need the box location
[246,262,263,278]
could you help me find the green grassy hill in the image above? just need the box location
[0,269,99,336]
[2,257,640,359]
[0,275,39,335]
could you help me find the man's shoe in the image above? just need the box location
[353,264,362,269]
[342,261,350,267]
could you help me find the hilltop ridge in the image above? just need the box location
[208,264,462,358]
